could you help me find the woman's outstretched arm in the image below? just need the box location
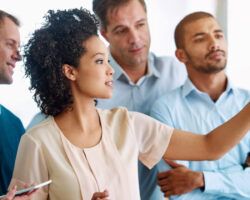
[164,103,250,161]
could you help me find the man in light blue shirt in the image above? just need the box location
[92,1,186,200]
[97,52,186,115]
[150,11,250,200]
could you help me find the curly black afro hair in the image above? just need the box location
[24,8,99,116]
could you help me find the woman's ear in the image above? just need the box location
[62,64,77,81]
[175,49,188,64]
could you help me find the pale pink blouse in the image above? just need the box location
[11,107,173,200]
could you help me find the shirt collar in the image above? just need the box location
[182,78,196,97]
[182,77,235,98]
[148,53,161,78]
[109,52,160,81]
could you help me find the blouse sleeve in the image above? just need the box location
[10,133,49,200]
[128,111,174,169]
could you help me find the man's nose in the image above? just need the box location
[128,29,140,44]
[209,37,220,51]
[13,50,22,61]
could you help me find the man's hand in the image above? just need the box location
[91,190,109,200]
[158,160,204,197]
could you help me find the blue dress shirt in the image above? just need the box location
[150,78,250,200]
[97,52,187,115]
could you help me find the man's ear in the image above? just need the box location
[62,64,77,81]
[175,49,188,64]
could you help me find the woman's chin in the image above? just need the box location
[99,93,113,99]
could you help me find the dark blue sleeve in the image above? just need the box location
[0,106,25,195]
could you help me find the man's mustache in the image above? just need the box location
[205,49,226,59]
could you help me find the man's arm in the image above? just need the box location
[203,167,250,199]
[158,161,250,199]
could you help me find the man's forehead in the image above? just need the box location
[0,18,20,39]
[185,18,220,33]
[106,1,146,25]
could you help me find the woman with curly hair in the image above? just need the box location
[10,8,250,200]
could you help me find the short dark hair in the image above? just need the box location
[0,9,20,27]
[92,0,147,29]
[24,8,99,116]
[174,11,214,49]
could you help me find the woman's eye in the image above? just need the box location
[96,59,104,64]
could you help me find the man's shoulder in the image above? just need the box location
[149,52,187,79]
[26,112,47,130]
[0,104,22,122]
[234,87,250,95]
[149,52,183,67]
[233,87,250,103]
[152,87,183,110]
[159,86,182,101]
[0,104,25,133]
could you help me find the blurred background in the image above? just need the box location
[0,0,249,127]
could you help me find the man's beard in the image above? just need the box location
[193,62,226,74]
[187,50,227,74]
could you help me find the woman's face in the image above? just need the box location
[70,36,114,100]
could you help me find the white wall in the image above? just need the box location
[0,0,249,127]
[227,0,250,89]
[147,0,217,56]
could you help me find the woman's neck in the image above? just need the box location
[54,99,102,148]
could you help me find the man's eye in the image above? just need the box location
[6,42,14,48]
[194,38,204,43]
[6,42,19,51]
[137,23,145,28]
[115,29,126,35]
[215,34,223,39]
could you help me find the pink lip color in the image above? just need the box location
[209,51,224,60]
[129,47,143,53]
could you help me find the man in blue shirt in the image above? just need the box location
[0,10,25,195]
[92,1,187,199]
[151,11,250,200]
